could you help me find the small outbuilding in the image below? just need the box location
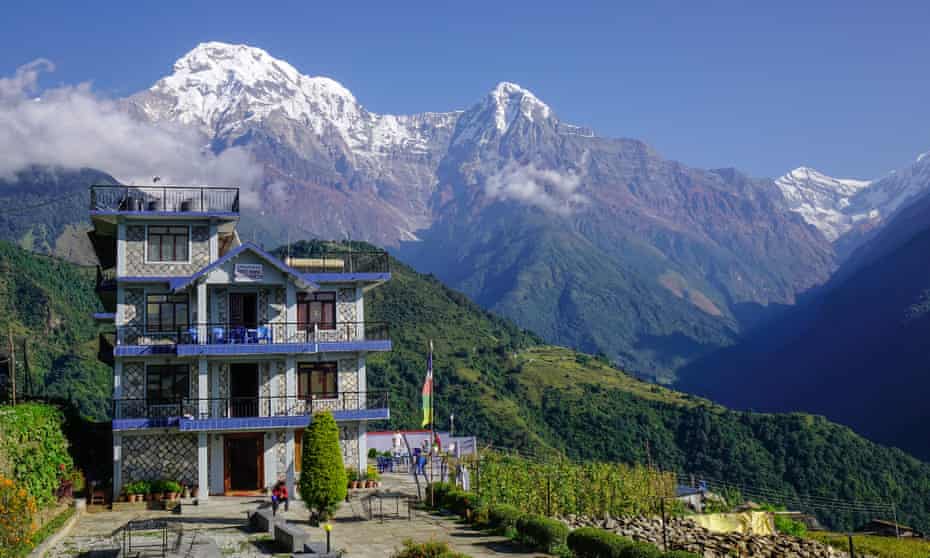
[857,519,921,538]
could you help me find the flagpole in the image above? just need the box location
[429,340,435,507]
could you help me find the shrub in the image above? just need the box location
[441,490,483,519]
[485,503,523,531]
[299,412,347,523]
[567,527,635,558]
[368,448,378,459]
[620,542,663,558]
[0,475,38,555]
[515,514,568,552]
[426,482,453,507]
[0,404,73,507]
[774,514,808,537]
[392,539,472,558]
[162,480,182,494]
[663,551,701,558]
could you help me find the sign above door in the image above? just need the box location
[234,263,264,281]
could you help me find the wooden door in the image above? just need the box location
[224,433,264,492]
[229,293,258,328]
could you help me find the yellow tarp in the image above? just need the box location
[691,511,775,536]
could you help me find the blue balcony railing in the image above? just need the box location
[112,391,389,420]
[115,321,389,347]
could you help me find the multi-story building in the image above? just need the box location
[90,185,390,501]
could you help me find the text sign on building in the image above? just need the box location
[234,263,264,281]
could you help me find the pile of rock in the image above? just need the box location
[560,514,849,558]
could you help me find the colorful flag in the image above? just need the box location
[421,342,433,427]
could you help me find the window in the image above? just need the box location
[146,294,189,333]
[146,364,189,402]
[298,362,338,399]
[147,225,189,262]
[297,292,336,330]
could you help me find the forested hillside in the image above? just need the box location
[0,241,110,418]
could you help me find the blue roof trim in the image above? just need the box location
[179,415,310,431]
[118,276,176,284]
[175,339,391,357]
[332,408,390,421]
[303,272,391,283]
[91,210,239,219]
[93,312,115,321]
[169,242,319,292]
[113,417,180,431]
[115,345,178,357]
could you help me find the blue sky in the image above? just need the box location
[2,1,929,179]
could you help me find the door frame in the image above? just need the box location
[228,362,259,417]
[228,291,259,328]
[223,432,264,493]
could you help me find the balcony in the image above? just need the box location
[112,321,391,357]
[111,391,390,431]
[89,185,240,215]
[96,266,117,312]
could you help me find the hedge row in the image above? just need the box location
[425,483,698,558]
[0,404,73,507]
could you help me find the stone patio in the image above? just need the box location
[46,472,549,558]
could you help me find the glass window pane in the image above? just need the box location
[176,304,188,329]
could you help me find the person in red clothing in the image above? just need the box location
[271,479,289,515]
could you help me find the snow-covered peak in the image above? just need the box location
[451,82,559,147]
[487,81,552,131]
[775,166,872,241]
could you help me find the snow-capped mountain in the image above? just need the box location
[777,154,930,249]
[774,166,872,241]
[135,42,459,157]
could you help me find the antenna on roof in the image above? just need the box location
[153,176,161,184]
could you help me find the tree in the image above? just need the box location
[299,411,347,524]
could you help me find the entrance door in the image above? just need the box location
[229,363,258,417]
[229,293,258,328]
[224,434,263,492]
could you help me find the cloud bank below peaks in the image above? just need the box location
[0,59,262,193]
[485,162,587,216]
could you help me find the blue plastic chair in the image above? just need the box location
[257,325,271,344]
[212,327,225,344]
[231,326,246,344]
[186,327,198,344]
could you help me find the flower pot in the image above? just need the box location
[170,492,179,501]
[192,486,199,498]
[351,480,360,489]
[182,487,191,499]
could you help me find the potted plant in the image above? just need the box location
[191,485,199,498]
[149,480,165,501]
[164,480,182,501]
[368,469,381,488]
[346,467,359,489]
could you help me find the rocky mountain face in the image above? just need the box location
[0,166,117,264]
[120,42,842,380]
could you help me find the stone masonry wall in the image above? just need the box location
[339,422,359,469]
[122,433,198,486]
[124,224,210,276]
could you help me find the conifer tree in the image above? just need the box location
[299,411,347,523]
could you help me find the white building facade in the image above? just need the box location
[90,185,390,500]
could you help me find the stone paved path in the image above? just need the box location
[47,472,547,557]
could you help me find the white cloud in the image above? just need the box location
[0,59,263,196]
[484,162,586,216]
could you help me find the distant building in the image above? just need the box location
[367,430,478,455]
[89,184,391,500]
[857,519,921,538]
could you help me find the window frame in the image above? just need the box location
[144,292,190,335]
[144,363,190,403]
[297,362,339,401]
[297,291,337,331]
[144,224,192,264]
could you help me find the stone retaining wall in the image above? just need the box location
[561,515,849,558]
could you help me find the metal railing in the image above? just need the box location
[285,251,390,274]
[112,391,389,420]
[90,185,240,213]
[115,321,389,347]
